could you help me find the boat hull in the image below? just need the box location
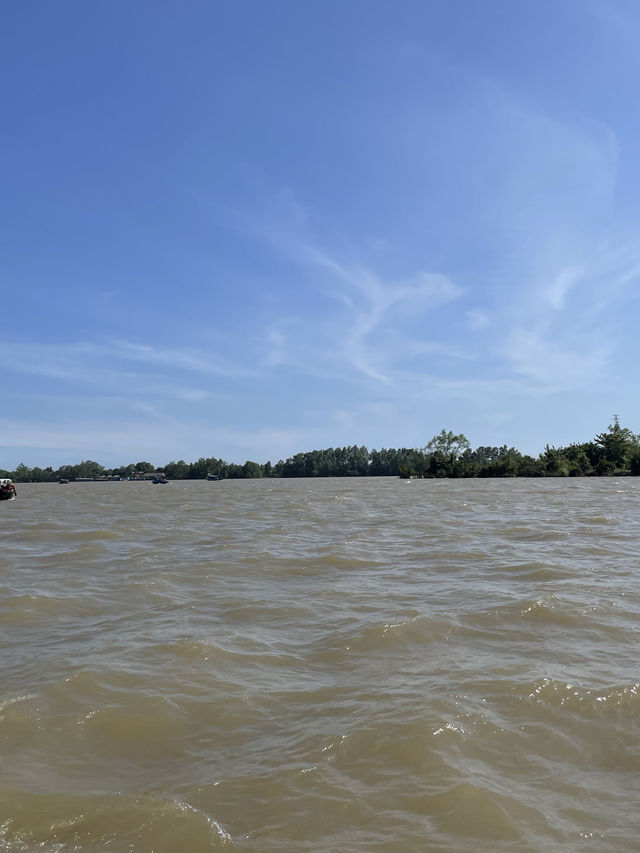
[0,479,16,501]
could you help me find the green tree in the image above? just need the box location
[424,430,471,461]
[594,416,638,472]
[629,447,640,475]
[134,461,155,475]
[56,464,77,481]
[422,430,470,477]
[188,458,210,479]
[164,460,190,479]
[517,454,542,477]
[75,460,104,479]
[242,460,263,478]
[562,443,595,476]
[14,463,32,482]
[540,445,570,477]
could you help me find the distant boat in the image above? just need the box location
[58,478,69,484]
[206,473,221,481]
[0,478,17,501]
[152,476,169,484]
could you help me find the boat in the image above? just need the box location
[206,473,221,481]
[58,478,69,484]
[152,476,169,484]
[0,479,17,500]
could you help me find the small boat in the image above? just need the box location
[206,473,220,481]
[152,476,169,484]
[58,478,69,484]
[0,478,17,500]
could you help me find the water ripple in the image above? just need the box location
[2,478,640,851]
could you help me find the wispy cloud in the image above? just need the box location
[465,309,490,330]
[503,326,611,389]
[1,340,257,388]
[287,246,463,382]
[543,266,584,311]
[236,60,629,402]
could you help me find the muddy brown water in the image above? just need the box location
[1,478,638,851]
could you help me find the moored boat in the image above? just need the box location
[0,478,17,500]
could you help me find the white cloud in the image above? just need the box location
[503,326,610,389]
[0,340,257,389]
[465,309,490,330]
[302,247,462,382]
[543,266,584,311]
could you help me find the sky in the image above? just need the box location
[3,0,640,468]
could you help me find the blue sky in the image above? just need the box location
[3,0,640,468]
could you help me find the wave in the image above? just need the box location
[0,788,232,852]
[312,614,455,661]
[522,677,640,711]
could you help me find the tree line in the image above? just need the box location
[3,418,640,482]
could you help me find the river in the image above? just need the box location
[1,477,638,851]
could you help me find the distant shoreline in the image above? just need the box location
[3,420,639,482]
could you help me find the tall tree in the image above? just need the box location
[594,416,638,470]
